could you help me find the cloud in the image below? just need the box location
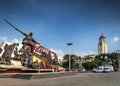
[0,36,22,44]
[113,36,119,43]
[50,48,97,58]
[50,48,65,58]
[0,36,8,42]
[11,38,22,43]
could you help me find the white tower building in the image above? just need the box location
[98,34,108,55]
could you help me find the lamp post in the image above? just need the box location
[116,50,120,71]
[67,42,73,71]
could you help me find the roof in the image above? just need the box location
[99,34,106,39]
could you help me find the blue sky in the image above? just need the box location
[0,0,120,57]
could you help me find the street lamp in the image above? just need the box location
[67,42,73,71]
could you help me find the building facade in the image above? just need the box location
[98,34,108,55]
[82,54,96,62]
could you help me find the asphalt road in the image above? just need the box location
[0,72,120,86]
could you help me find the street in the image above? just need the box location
[0,72,120,86]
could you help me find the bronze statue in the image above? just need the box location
[4,19,39,47]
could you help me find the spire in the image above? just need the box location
[99,33,106,39]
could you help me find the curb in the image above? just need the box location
[0,72,77,79]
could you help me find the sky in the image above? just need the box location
[0,0,120,57]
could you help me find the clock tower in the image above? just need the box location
[98,34,108,55]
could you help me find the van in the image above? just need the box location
[92,65,114,73]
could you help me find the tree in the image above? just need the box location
[108,53,119,71]
[94,58,103,66]
[82,57,103,71]
[62,54,79,69]
[96,53,119,71]
[62,54,69,69]
[71,54,79,68]
[82,61,98,71]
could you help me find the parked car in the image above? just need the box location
[72,68,78,72]
[78,68,86,73]
[92,65,114,73]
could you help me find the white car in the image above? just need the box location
[92,65,114,73]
